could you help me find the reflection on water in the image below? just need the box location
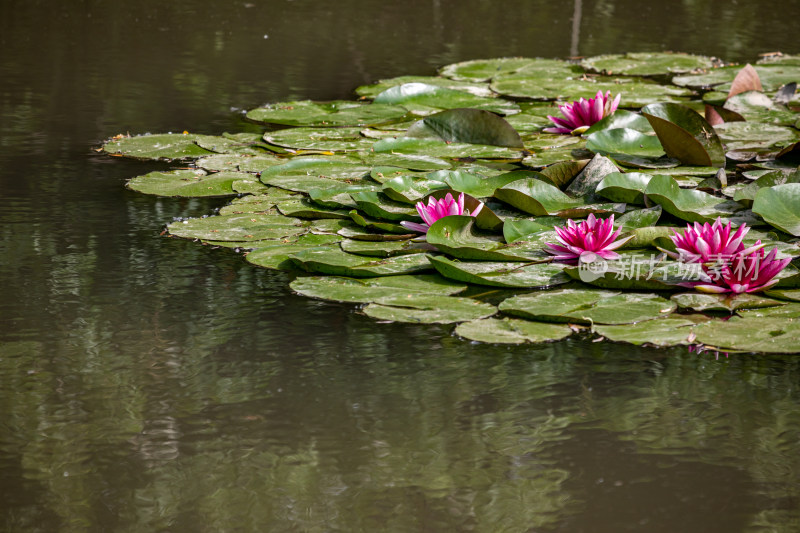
[2,0,800,531]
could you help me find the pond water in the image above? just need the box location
[2,1,800,531]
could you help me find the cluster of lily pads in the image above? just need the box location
[103,52,800,353]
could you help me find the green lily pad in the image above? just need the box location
[434,169,529,198]
[289,247,433,277]
[581,52,714,77]
[714,121,800,152]
[337,225,414,241]
[594,317,700,347]
[246,100,408,127]
[361,153,453,171]
[644,174,742,223]
[539,160,590,188]
[372,137,524,160]
[363,295,497,324]
[564,154,619,198]
[722,91,798,127]
[406,108,524,148]
[349,210,410,234]
[264,127,374,152]
[502,217,565,242]
[425,216,549,261]
[340,238,432,257]
[584,110,655,135]
[764,288,800,302]
[103,133,214,160]
[641,103,725,167]
[490,76,694,107]
[499,288,676,324]
[260,157,371,191]
[356,75,494,99]
[673,64,800,92]
[194,133,273,155]
[692,316,800,353]
[494,178,585,216]
[238,155,291,173]
[168,214,305,242]
[454,318,573,344]
[439,57,557,81]
[373,83,519,115]
[218,190,297,215]
[290,274,466,303]
[196,153,279,173]
[615,206,663,231]
[277,198,351,219]
[380,175,449,204]
[733,169,800,206]
[671,292,786,312]
[586,128,665,160]
[245,240,341,271]
[596,172,652,204]
[428,255,569,288]
[351,191,420,222]
[126,169,257,197]
[752,183,800,236]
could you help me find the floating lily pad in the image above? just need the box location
[671,292,786,312]
[260,157,371,191]
[641,103,725,167]
[439,57,557,81]
[594,317,700,347]
[351,191,420,222]
[584,110,656,135]
[245,241,341,271]
[499,288,676,324]
[692,316,800,353]
[714,121,800,152]
[126,169,257,197]
[434,169,528,198]
[372,137,524,160]
[218,190,297,214]
[264,127,374,152]
[490,76,694,107]
[586,128,665,160]
[340,238,432,257]
[380,175,449,204]
[356,75,494,99]
[495,178,585,216]
[103,133,215,160]
[373,83,519,115]
[581,52,714,77]
[454,318,573,344]
[246,100,408,127]
[752,183,800,236]
[290,274,466,303]
[644,174,742,223]
[428,255,569,288]
[363,294,497,324]
[168,214,305,242]
[615,206,663,231]
[361,152,453,171]
[673,64,800,92]
[289,247,433,277]
[596,172,652,204]
[406,108,524,148]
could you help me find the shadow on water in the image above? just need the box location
[2,0,800,531]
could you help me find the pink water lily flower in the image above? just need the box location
[667,218,761,263]
[668,218,791,294]
[544,90,621,134]
[400,192,483,233]
[545,214,632,263]
[691,243,791,294]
